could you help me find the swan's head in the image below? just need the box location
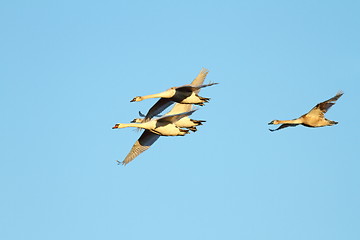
[131,118,143,123]
[268,120,279,125]
[112,123,126,129]
[130,96,143,102]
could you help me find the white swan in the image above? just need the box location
[137,68,211,121]
[268,91,343,131]
[113,110,196,165]
[130,83,217,104]
[134,104,205,132]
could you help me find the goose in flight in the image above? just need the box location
[136,68,211,121]
[113,110,196,165]
[268,91,343,131]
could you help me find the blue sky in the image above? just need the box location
[1,1,359,239]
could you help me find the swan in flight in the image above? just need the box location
[113,110,196,165]
[130,83,217,105]
[113,110,196,136]
[134,104,205,132]
[136,68,211,121]
[268,91,343,131]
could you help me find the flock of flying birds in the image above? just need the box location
[112,68,343,165]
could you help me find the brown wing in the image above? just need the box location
[307,91,343,117]
[269,123,299,132]
[121,130,160,165]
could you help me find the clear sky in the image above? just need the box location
[1,1,359,239]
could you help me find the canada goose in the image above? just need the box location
[137,68,211,121]
[268,91,343,131]
[113,110,196,165]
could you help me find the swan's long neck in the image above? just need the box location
[114,123,149,130]
[119,123,142,128]
[141,89,174,100]
[277,118,303,124]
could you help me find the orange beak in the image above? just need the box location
[112,124,119,129]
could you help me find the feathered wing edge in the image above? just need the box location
[176,82,219,92]
[158,109,197,123]
[120,130,161,166]
[269,123,300,132]
[307,91,344,116]
[191,68,209,93]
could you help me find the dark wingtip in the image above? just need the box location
[117,160,128,166]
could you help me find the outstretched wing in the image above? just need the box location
[191,68,209,93]
[121,130,160,165]
[159,110,196,123]
[176,82,219,92]
[165,103,193,116]
[143,98,175,121]
[307,91,343,117]
[269,123,299,132]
